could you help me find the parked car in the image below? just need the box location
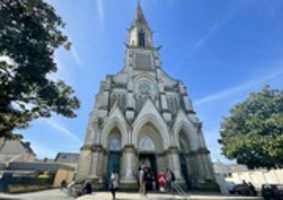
[262,184,283,200]
[229,183,257,196]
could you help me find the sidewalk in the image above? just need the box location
[77,192,263,200]
[0,190,263,200]
[0,189,73,200]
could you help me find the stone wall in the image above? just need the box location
[53,168,75,187]
[226,169,283,188]
[216,168,283,194]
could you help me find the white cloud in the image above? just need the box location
[41,118,81,144]
[195,67,283,106]
[96,0,105,27]
[190,15,234,56]
[71,45,83,67]
[65,31,83,68]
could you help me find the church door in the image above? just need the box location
[179,153,191,190]
[139,153,157,191]
[107,151,121,184]
[106,129,122,187]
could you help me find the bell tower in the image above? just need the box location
[128,2,153,48]
[77,1,217,192]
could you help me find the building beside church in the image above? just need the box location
[77,3,216,190]
[0,138,35,167]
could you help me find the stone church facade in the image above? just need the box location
[77,3,216,190]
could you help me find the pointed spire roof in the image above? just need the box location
[134,1,148,26]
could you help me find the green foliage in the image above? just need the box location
[219,86,283,169]
[0,0,80,138]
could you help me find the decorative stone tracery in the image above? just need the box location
[77,2,216,191]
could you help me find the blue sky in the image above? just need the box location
[21,0,283,163]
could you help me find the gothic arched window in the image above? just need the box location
[108,131,121,151]
[138,30,146,47]
[139,136,155,152]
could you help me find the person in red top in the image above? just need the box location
[157,171,167,192]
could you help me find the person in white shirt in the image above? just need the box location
[110,171,119,200]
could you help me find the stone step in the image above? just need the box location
[76,192,263,200]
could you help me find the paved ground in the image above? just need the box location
[77,192,262,200]
[0,190,263,200]
[0,189,74,200]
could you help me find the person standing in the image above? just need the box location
[110,171,119,200]
[143,167,149,195]
[248,182,256,196]
[157,170,167,192]
[138,167,143,193]
[139,166,147,195]
[166,168,172,192]
[166,169,176,193]
[170,170,176,193]
[82,180,92,195]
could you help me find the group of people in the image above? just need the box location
[138,166,176,195]
[65,167,176,199]
[108,167,177,198]
[110,166,177,198]
[82,171,119,200]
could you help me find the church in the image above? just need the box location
[77,3,216,191]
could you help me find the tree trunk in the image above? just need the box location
[0,137,6,151]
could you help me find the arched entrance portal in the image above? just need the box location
[179,129,191,190]
[137,123,163,191]
[106,128,122,185]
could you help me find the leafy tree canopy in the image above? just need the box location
[0,0,80,138]
[219,86,283,169]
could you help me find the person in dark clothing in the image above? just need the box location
[82,181,92,195]
[143,167,149,195]
[60,180,67,189]
[248,182,256,196]
[166,168,175,193]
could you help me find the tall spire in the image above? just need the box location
[134,1,148,26]
[128,1,153,48]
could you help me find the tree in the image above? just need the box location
[0,0,80,139]
[219,86,283,169]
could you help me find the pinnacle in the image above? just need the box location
[135,1,148,25]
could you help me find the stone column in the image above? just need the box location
[198,148,214,180]
[84,123,95,145]
[76,147,93,182]
[89,145,105,180]
[120,145,138,190]
[76,117,97,182]
[126,80,135,123]
[192,148,214,182]
[167,146,183,181]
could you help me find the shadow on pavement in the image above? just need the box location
[0,198,22,200]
